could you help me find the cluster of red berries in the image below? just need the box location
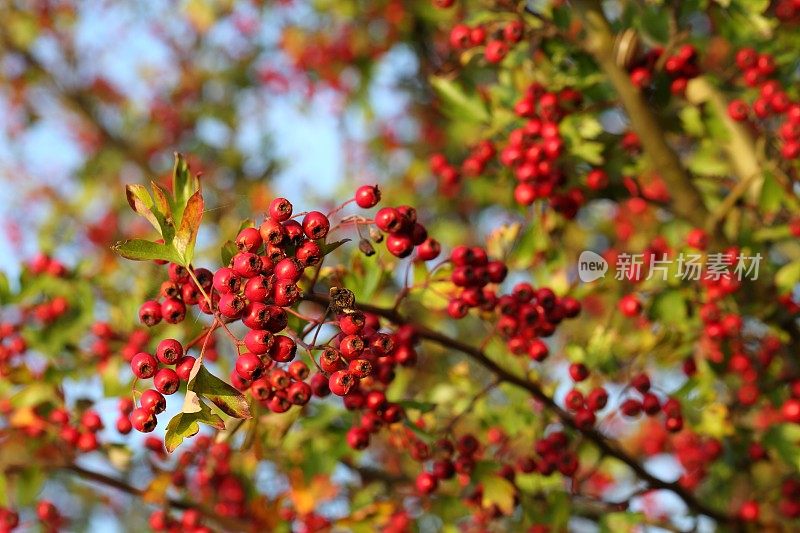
[528,431,579,479]
[415,434,482,496]
[445,245,507,318]
[779,478,800,518]
[504,84,584,214]
[448,19,524,64]
[496,281,581,360]
[373,203,439,260]
[563,363,606,430]
[0,322,26,376]
[627,45,700,95]
[0,500,64,533]
[619,373,684,433]
[128,337,193,432]
[324,313,415,430]
[430,140,495,196]
[47,405,105,452]
[167,438,247,520]
[672,431,722,490]
[28,253,67,277]
[148,508,210,533]
[727,49,800,158]
[29,295,69,325]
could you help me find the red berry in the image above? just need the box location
[161,298,186,324]
[139,300,162,327]
[154,368,180,395]
[213,267,241,294]
[141,389,166,414]
[375,207,402,233]
[568,363,589,382]
[259,218,286,245]
[269,197,293,222]
[131,352,157,379]
[328,370,356,396]
[415,471,439,494]
[156,338,183,365]
[130,408,157,433]
[386,233,414,258]
[269,335,297,363]
[235,227,263,252]
[417,238,441,261]
[302,211,330,240]
[235,353,265,381]
[295,240,322,266]
[739,500,759,522]
[175,356,196,381]
[355,185,381,208]
[619,294,642,317]
[244,329,273,355]
[232,252,261,278]
[347,426,370,450]
[485,40,508,63]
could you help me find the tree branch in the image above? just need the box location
[303,292,735,526]
[572,0,712,234]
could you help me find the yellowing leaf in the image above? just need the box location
[142,474,172,504]
[481,475,516,515]
[698,403,734,438]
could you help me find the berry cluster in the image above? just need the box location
[619,373,684,433]
[430,140,495,196]
[448,19,524,64]
[0,500,64,533]
[374,204,439,260]
[727,49,800,159]
[627,44,700,95]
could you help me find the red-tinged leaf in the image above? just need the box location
[173,190,204,266]
[188,364,251,419]
[125,184,160,232]
[112,239,182,264]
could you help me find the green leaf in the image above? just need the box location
[649,290,687,325]
[430,76,490,124]
[759,173,782,213]
[600,512,648,533]
[188,365,251,419]
[173,190,204,266]
[221,240,238,266]
[680,106,705,137]
[396,400,437,413]
[402,419,435,443]
[322,238,351,256]
[764,423,800,470]
[481,475,516,515]
[640,6,669,43]
[570,140,605,165]
[150,181,176,243]
[112,239,183,264]
[164,400,225,453]
[775,261,800,294]
[172,153,199,222]
[0,272,9,305]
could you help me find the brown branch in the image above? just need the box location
[64,464,250,531]
[572,0,713,235]
[302,292,735,526]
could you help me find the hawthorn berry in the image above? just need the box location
[154,368,180,395]
[130,408,157,433]
[131,352,158,379]
[355,185,381,208]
